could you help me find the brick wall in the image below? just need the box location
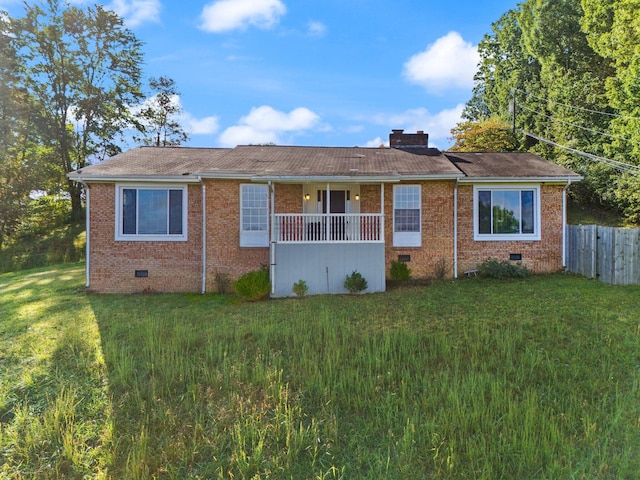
[456,184,565,273]
[87,180,566,293]
[203,181,302,292]
[384,180,456,278]
[87,183,203,293]
[204,180,269,292]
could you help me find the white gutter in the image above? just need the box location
[248,174,464,183]
[562,177,573,268]
[453,179,458,279]
[200,178,207,294]
[67,174,203,183]
[85,184,90,288]
[458,176,582,184]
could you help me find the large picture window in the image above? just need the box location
[240,184,269,247]
[393,185,421,247]
[116,185,187,241]
[474,186,540,241]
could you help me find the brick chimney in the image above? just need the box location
[389,129,429,149]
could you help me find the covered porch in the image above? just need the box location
[268,182,388,297]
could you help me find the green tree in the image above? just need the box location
[466,0,631,220]
[449,118,519,152]
[0,12,50,246]
[11,0,144,219]
[133,76,190,147]
[581,0,640,221]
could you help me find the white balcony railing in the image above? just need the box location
[274,213,383,243]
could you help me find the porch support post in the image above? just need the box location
[326,183,331,214]
[380,183,385,242]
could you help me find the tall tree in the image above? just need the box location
[465,0,628,218]
[133,76,189,147]
[11,0,144,219]
[0,12,49,246]
[581,0,640,221]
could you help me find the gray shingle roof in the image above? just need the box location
[69,145,580,182]
[445,152,579,179]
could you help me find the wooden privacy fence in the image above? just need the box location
[566,225,640,285]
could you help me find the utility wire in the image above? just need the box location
[522,130,640,175]
[518,104,640,147]
[515,88,640,121]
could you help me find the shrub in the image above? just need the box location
[434,257,451,280]
[478,258,531,279]
[214,271,231,294]
[233,265,271,301]
[344,270,368,294]
[292,279,309,298]
[390,260,411,282]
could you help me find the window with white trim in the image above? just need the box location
[393,185,421,247]
[474,185,540,241]
[240,184,269,247]
[116,185,187,241]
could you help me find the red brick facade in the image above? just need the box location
[456,184,565,274]
[86,180,566,293]
[87,183,203,293]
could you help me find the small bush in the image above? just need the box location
[292,279,309,298]
[478,258,531,279]
[233,265,271,301]
[390,260,411,282]
[434,258,451,280]
[214,271,231,294]
[344,270,368,294]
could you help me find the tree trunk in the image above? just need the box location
[68,179,84,221]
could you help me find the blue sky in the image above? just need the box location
[3,0,518,149]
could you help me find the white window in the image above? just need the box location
[240,184,269,247]
[393,185,421,247]
[115,185,187,241]
[474,185,540,241]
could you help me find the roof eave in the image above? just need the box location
[67,173,202,183]
[247,173,464,183]
[458,175,583,184]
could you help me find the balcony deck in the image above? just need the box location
[273,213,383,243]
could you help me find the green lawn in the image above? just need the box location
[1,264,639,479]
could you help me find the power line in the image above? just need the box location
[518,104,640,147]
[515,88,640,121]
[522,130,640,175]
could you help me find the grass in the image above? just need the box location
[1,264,639,479]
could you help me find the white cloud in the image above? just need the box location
[200,0,286,33]
[219,105,320,146]
[371,104,465,147]
[403,31,479,93]
[107,0,161,27]
[364,137,386,148]
[183,114,219,135]
[307,21,326,37]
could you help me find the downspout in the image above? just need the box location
[453,179,459,279]
[84,182,90,288]
[269,181,276,297]
[200,178,207,294]
[562,177,572,268]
